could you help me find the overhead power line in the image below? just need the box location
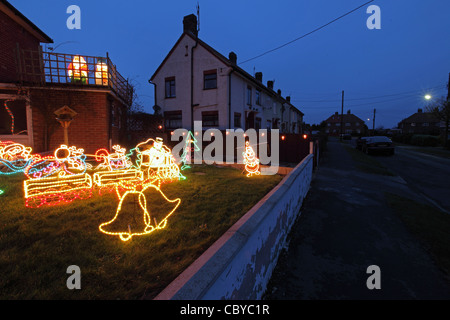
[238,0,375,65]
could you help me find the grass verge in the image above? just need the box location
[342,144,396,176]
[385,192,450,279]
[0,165,282,299]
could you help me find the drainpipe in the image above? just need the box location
[228,68,235,129]
[148,79,157,114]
[191,36,198,131]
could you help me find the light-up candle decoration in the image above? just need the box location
[243,141,260,177]
[68,55,88,84]
[95,58,109,86]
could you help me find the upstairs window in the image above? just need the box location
[165,77,176,98]
[256,90,261,105]
[247,86,252,105]
[203,70,217,89]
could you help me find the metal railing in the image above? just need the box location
[17,49,133,105]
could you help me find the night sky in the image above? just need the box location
[9,0,450,129]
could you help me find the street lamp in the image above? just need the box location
[424,94,432,100]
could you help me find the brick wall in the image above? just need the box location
[29,88,128,154]
[0,9,42,83]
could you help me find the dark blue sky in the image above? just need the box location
[9,0,450,129]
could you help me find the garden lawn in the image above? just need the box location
[0,164,282,299]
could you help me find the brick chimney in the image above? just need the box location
[229,52,237,64]
[347,109,351,114]
[286,96,291,103]
[255,72,262,82]
[267,80,274,89]
[183,14,198,37]
[277,89,281,96]
[418,108,423,113]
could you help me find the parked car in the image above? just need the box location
[356,136,369,150]
[362,136,395,155]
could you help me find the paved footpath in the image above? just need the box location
[264,140,450,299]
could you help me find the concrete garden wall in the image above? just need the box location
[155,154,314,300]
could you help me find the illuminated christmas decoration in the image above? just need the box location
[134,138,183,182]
[180,131,200,170]
[98,182,181,241]
[24,173,93,208]
[68,55,88,84]
[0,189,3,195]
[0,142,36,175]
[94,145,131,171]
[3,100,14,134]
[24,145,88,179]
[242,141,260,177]
[93,169,144,191]
[95,58,109,85]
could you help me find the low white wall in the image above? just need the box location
[155,154,314,300]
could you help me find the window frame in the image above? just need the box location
[202,111,219,127]
[165,76,176,98]
[203,70,217,90]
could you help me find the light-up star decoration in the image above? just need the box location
[243,141,260,177]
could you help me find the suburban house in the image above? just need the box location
[397,108,441,135]
[149,14,304,134]
[324,110,367,136]
[0,0,133,154]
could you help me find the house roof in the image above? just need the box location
[0,0,53,43]
[400,109,440,123]
[325,112,364,124]
[150,31,304,115]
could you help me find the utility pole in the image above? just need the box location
[372,108,376,136]
[340,90,344,141]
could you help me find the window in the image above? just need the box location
[255,90,261,105]
[164,110,182,129]
[234,112,241,128]
[356,122,360,126]
[336,123,340,127]
[203,70,217,89]
[327,123,331,127]
[0,99,27,135]
[247,86,252,105]
[255,117,261,130]
[345,122,351,127]
[165,77,176,98]
[422,122,429,126]
[266,120,272,129]
[411,122,416,127]
[202,111,219,127]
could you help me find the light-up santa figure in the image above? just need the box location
[68,55,88,84]
[242,141,260,177]
[95,58,109,85]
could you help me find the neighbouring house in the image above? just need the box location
[0,0,133,154]
[397,108,441,135]
[149,14,304,134]
[324,110,367,136]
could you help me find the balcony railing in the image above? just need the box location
[16,49,133,105]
